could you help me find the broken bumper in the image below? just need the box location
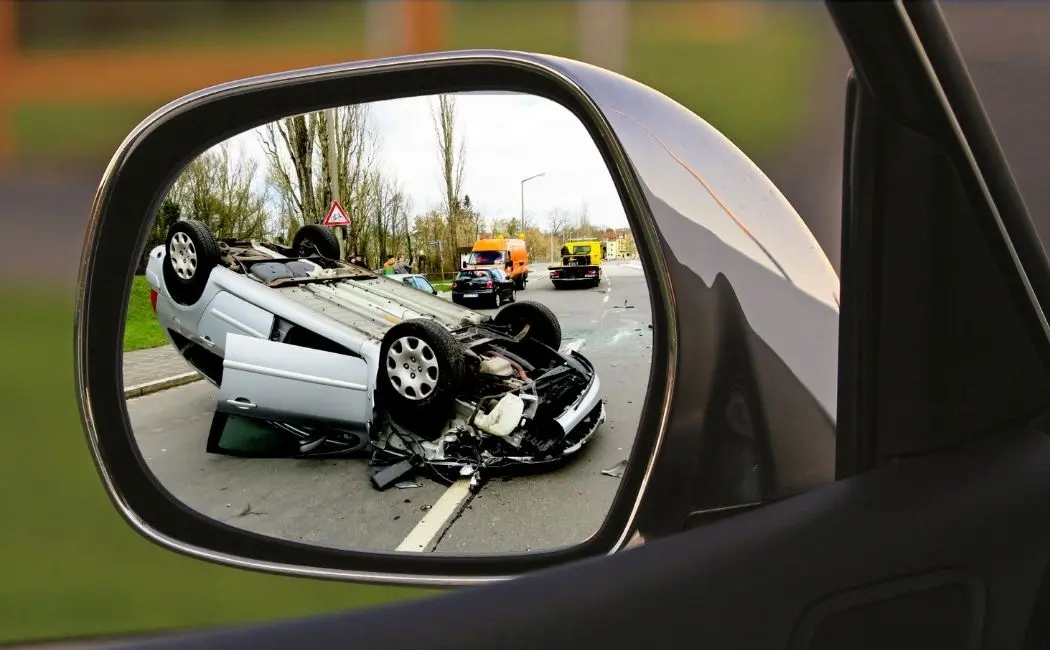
[554,352,603,438]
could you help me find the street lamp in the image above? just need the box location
[519,172,545,235]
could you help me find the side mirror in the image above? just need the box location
[80,49,839,588]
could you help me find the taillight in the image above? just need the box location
[586,270,597,277]
[486,280,493,288]
[150,289,158,313]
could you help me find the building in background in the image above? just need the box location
[614,228,636,259]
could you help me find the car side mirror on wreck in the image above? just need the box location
[77,50,840,588]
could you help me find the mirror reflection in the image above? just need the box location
[123,91,653,555]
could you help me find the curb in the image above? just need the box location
[124,371,203,399]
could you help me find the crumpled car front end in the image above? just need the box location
[370,336,606,490]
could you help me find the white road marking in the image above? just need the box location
[603,294,610,303]
[396,478,474,553]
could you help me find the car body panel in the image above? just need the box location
[554,350,603,436]
[216,333,372,434]
[196,290,276,351]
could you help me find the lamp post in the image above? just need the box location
[519,172,545,235]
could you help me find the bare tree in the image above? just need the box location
[548,208,569,241]
[259,114,318,226]
[167,142,269,240]
[432,94,466,266]
[259,105,378,252]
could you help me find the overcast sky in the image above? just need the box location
[220,91,628,230]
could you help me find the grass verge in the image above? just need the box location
[0,288,434,644]
[124,275,168,352]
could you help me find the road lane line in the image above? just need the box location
[396,478,474,553]
[124,371,202,400]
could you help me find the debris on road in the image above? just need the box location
[601,459,628,478]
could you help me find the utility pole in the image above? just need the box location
[519,172,545,236]
[326,107,345,260]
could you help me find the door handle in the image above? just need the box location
[226,398,257,410]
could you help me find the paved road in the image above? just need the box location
[126,260,653,554]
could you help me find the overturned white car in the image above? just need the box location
[143,219,606,489]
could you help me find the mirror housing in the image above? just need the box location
[78,49,839,587]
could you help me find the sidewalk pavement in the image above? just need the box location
[123,345,199,398]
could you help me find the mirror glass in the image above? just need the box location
[122,90,653,555]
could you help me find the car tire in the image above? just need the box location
[509,288,516,303]
[377,318,465,438]
[291,224,341,260]
[162,219,221,306]
[492,300,562,350]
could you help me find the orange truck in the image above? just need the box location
[463,237,530,289]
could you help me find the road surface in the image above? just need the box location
[126,260,653,555]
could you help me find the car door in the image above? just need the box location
[215,333,372,435]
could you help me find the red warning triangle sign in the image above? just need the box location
[322,200,351,227]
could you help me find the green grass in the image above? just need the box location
[0,288,434,644]
[431,280,453,292]
[11,2,818,161]
[124,275,169,352]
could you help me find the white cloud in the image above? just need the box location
[218,91,627,230]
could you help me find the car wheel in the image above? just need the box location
[162,219,221,306]
[377,318,465,438]
[492,300,562,350]
[291,223,341,260]
[509,288,516,302]
[494,292,502,309]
